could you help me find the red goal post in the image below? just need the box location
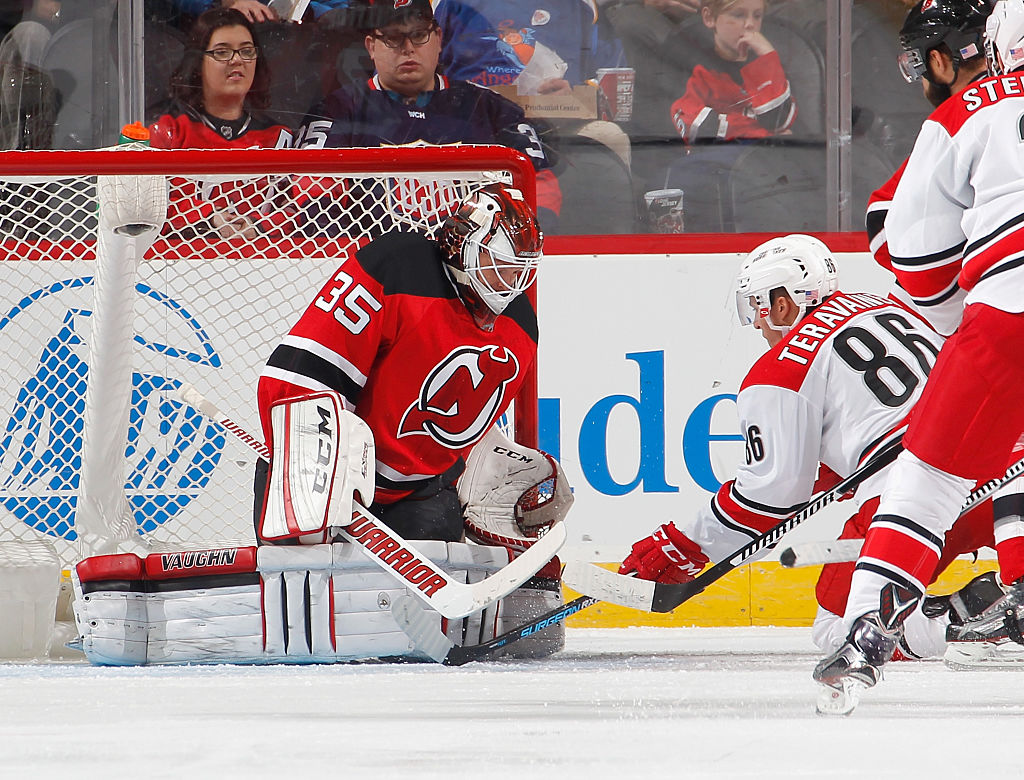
[0,145,538,565]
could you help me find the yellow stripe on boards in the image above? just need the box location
[562,560,1000,628]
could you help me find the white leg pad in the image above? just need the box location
[72,541,527,665]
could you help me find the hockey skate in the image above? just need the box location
[922,570,1005,627]
[813,583,919,716]
[944,576,1024,670]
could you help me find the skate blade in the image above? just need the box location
[816,680,864,716]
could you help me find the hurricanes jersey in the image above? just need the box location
[887,70,1024,315]
[257,231,538,504]
[682,291,944,562]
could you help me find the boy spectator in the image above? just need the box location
[671,0,796,143]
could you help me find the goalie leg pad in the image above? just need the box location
[260,392,375,544]
[496,562,565,659]
[72,542,519,665]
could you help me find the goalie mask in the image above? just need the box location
[438,183,543,331]
[897,0,991,84]
[986,0,1024,75]
[735,234,838,333]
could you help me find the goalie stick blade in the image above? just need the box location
[561,562,656,612]
[391,594,454,663]
[394,593,599,666]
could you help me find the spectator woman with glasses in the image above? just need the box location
[149,7,295,240]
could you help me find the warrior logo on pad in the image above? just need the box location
[398,345,520,448]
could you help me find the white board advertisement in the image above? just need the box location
[538,245,895,561]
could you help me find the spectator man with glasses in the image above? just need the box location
[294,0,562,232]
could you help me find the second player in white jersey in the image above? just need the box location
[619,235,943,584]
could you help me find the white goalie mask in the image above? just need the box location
[735,234,839,333]
[986,0,1024,75]
[438,184,543,331]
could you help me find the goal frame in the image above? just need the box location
[0,144,539,563]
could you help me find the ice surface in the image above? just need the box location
[0,627,1021,779]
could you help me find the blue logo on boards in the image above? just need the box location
[539,350,744,495]
[0,277,226,540]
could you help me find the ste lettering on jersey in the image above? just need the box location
[682,292,943,564]
[257,231,537,504]
[887,72,1024,317]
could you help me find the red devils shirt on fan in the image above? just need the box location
[148,101,295,237]
[148,101,293,150]
[257,230,538,504]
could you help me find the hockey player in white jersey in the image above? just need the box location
[619,234,1000,661]
[814,0,1024,712]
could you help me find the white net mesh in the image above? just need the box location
[0,147,535,567]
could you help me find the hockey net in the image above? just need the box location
[0,145,538,568]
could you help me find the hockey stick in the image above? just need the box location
[779,451,1024,568]
[393,592,599,665]
[562,436,904,613]
[175,383,567,619]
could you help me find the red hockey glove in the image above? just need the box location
[618,522,709,584]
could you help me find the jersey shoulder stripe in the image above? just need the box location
[355,231,458,299]
[264,343,364,406]
[951,73,1024,133]
[741,292,893,393]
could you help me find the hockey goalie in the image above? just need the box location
[71,183,573,665]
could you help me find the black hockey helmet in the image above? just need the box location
[897,0,992,83]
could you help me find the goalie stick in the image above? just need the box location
[392,592,599,665]
[175,383,566,620]
[562,436,904,613]
[779,451,1024,568]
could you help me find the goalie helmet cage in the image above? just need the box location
[0,145,538,566]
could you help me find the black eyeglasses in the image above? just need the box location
[204,45,259,62]
[371,26,437,49]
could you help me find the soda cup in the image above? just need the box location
[596,68,635,123]
[644,189,685,233]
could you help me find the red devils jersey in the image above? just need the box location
[670,51,796,143]
[682,291,943,562]
[148,102,295,237]
[887,70,1024,315]
[257,231,538,504]
[148,102,293,150]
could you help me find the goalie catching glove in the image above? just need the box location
[619,521,709,584]
[459,426,573,552]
